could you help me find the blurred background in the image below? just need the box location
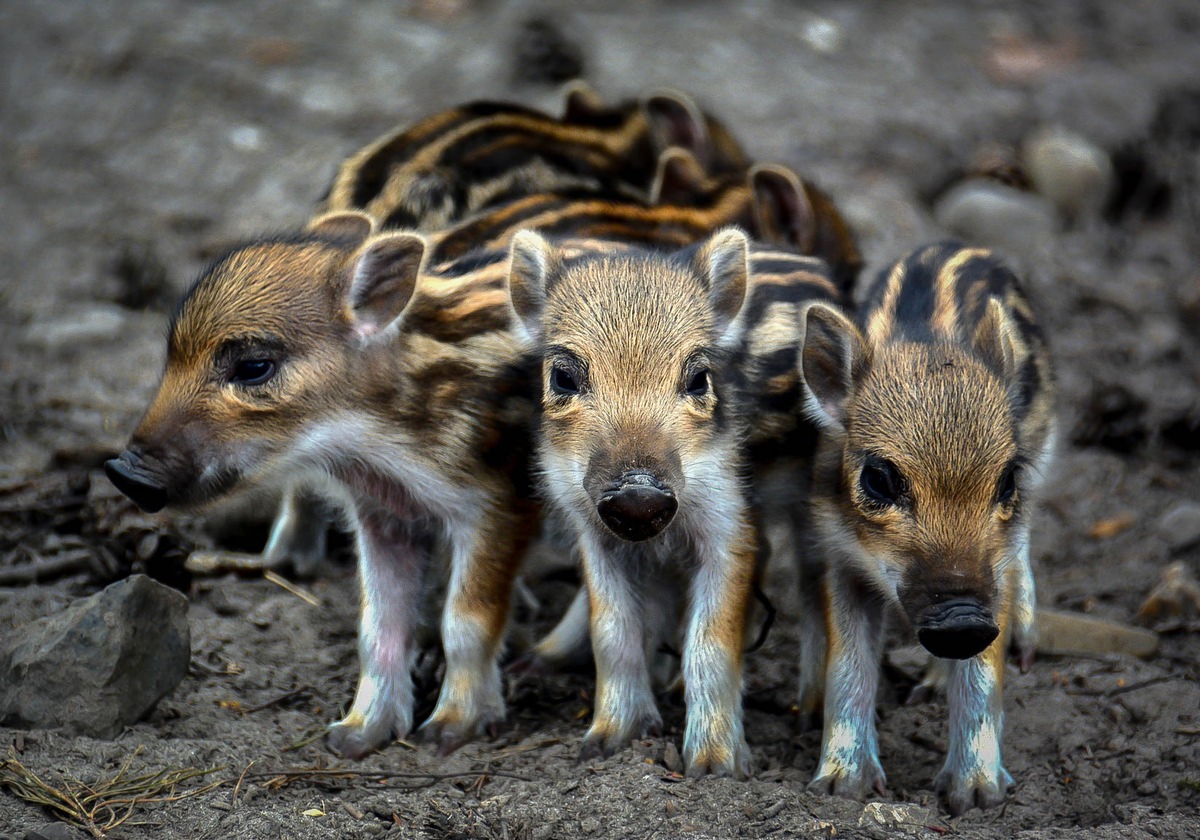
[1,1,1198,835]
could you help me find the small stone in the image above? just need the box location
[0,575,190,738]
[857,801,937,836]
[23,823,85,840]
[663,741,683,774]
[1159,502,1200,553]
[934,179,1057,255]
[21,305,128,352]
[1022,125,1114,220]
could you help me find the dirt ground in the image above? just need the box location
[2,1,1200,837]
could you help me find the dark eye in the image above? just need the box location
[230,359,277,386]
[860,457,907,506]
[996,464,1018,506]
[686,369,711,398]
[550,365,580,396]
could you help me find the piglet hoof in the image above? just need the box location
[325,717,397,760]
[579,715,661,763]
[683,738,752,780]
[418,712,502,757]
[505,652,546,678]
[1012,642,1036,674]
[935,765,1013,815]
[808,759,887,801]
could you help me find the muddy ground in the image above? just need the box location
[2,1,1199,837]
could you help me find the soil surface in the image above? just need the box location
[2,1,1199,838]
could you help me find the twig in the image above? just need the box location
[245,766,531,793]
[242,686,313,714]
[263,570,321,607]
[0,549,92,585]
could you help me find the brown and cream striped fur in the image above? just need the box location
[322,85,748,231]
[799,242,1055,814]
[106,217,546,759]
[505,227,845,779]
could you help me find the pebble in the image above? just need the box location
[21,304,128,352]
[934,178,1057,255]
[1158,501,1200,553]
[662,740,683,774]
[0,575,190,738]
[1022,124,1114,220]
[857,802,937,836]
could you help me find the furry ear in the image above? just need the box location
[506,230,559,343]
[750,164,816,253]
[694,228,750,341]
[307,211,376,245]
[650,148,710,206]
[644,90,710,165]
[561,80,608,122]
[800,302,869,429]
[345,232,427,340]
[972,297,1022,380]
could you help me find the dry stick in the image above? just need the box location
[232,760,256,807]
[0,549,92,585]
[263,570,321,606]
[242,687,313,714]
[246,767,531,792]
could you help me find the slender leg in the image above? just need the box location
[936,600,1012,814]
[794,526,828,732]
[326,505,428,758]
[523,586,592,671]
[1008,527,1038,672]
[263,483,329,578]
[580,537,661,760]
[809,567,887,799]
[421,501,534,754]
[681,516,756,779]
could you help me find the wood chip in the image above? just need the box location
[1088,514,1135,540]
[1038,607,1159,658]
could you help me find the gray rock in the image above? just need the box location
[1159,502,1200,553]
[934,178,1058,255]
[20,304,129,353]
[857,802,938,837]
[23,825,84,840]
[0,575,190,738]
[1022,124,1114,220]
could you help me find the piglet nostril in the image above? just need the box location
[596,479,678,542]
[916,598,999,660]
[104,452,169,514]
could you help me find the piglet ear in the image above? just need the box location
[972,297,1022,381]
[506,230,559,344]
[750,164,816,253]
[307,211,376,245]
[561,80,608,122]
[800,302,869,430]
[694,228,750,341]
[346,232,427,340]
[650,148,710,206]
[644,89,710,165]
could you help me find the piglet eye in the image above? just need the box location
[231,359,277,386]
[860,457,907,506]
[686,369,711,398]
[996,464,1019,506]
[550,366,580,396]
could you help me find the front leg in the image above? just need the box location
[421,501,534,754]
[580,538,661,760]
[936,605,1012,814]
[809,567,887,799]
[1008,527,1037,672]
[262,482,330,578]
[681,516,756,779]
[326,506,429,759]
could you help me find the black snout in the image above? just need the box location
[916,598,999,660]
[104,452,169,513]
[596,472,678,542]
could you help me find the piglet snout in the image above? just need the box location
[105,450,170,513]
[916,598,999,660]
[596,471,678,542]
